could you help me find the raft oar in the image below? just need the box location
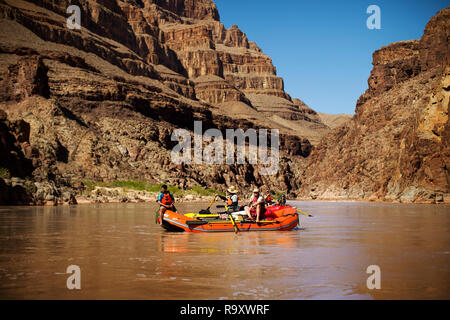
[208,195,218,210]
[228,212,240,234]
[199,195,218,215]
[295,208,313,217]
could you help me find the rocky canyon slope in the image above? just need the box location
[0,0,330,204]
[299,8,449,203]
[0,0,447,205]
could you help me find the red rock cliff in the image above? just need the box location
[0,0,318,204]
[299,8,449,203]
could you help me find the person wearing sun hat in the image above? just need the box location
[216,186,240,213]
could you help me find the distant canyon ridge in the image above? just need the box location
[0,0,448,204]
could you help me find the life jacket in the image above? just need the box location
[161,192,173,206]
[265,195,273,203]
[227,195,240,206]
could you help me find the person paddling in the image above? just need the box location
[216,186,240,213]
[157,185,177,225]
[244,188,266,223]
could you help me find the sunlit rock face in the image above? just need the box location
[299,8,449,203]
[4,1,443,204]
[0,0,327,204]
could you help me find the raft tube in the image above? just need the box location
[157,205,299,233]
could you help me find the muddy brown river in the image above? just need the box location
[0,201,449,299]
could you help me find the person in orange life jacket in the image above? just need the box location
[157,185,177,225]
[216,186,240,213]
[244,188,266,222]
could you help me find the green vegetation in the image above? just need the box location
[81,180,223,197]
[83,180,152,192]
[0,168,11,179]
[187,186,224,197]
[273,191,286,199]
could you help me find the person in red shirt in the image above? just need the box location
[244,188,266,222]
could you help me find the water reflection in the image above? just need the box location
[0,202,449,299]
[158,231,302,255]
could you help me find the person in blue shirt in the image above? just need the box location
[277,194,287,206]
[156,185,177,224]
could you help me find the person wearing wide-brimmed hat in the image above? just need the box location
[244,188,266,222]
[216,186,240,213]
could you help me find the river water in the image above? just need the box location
[0,201,449,300]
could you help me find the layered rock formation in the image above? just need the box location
[0,0,322,204]
[299,8,449,203]
[1,0,444,205]
[0,108,77,205]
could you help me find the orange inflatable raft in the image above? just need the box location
[157,205,299,233]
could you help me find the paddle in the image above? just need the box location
[208,195,218,210]
[207,206,240,232]
[199,195,218,215]
[294,208,313,217]
[228,212,240,234]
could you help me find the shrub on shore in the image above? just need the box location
[81,180,223,198]
[0,168,11,179]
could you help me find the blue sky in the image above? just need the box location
[214,0,448,114]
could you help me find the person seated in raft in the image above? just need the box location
[216,186,240,213]
[264,190,276,206]
[244,188,266,223]
[156,184,177,225]
[277,194,287,206]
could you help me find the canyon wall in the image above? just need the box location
[299,8,449,203]
[0,0,315,204]
[0,0,446,204]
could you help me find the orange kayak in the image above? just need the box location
[157,205,299,233]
